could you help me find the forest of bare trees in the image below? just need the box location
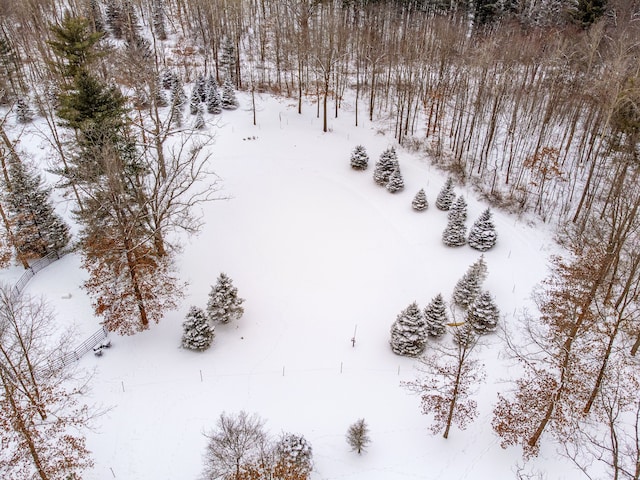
[1,0,640,477]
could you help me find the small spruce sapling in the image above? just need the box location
[435,177,455,210]
[346,419,370,454]
[15,97,33,123]
[194,105,205,130]
[390,301,428,356]
[412,189,428,211]
[350,145,369,170]
[386,167,405,193]
[468,208,498,251]
[207,273,245,324]
[467,291,500,334]
[424,294,448,337]
[182,306,215,351]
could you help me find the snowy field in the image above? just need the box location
[3,93,582,479]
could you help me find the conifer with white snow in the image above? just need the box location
[386,167,404,193]
[435,177,455,210]
[390,301,428,356]
[349,145,369,170]
[221,77,239,110]
[452,263,484,310]
[4,157,70,258]
[424,294,448,337]
[182,306,215,351]
[207,273,245,324]
[15,97,33,123]
[412,189,428,211]
[448,195,467,223]
[373,147,398,186]
[205,77,222,114]
[442,214,467,247]
[468,208,498,251]
[467,291,499,334]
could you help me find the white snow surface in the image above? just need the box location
[2,93,581,479]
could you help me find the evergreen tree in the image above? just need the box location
[220,38,237,84]
[205,77,222,114]
[0,33,18,104]
[189,87,201,115]
[161,69,174,90]
[452,264,483,310]
[373,147,398,186]
[350,145,369,170]
[207,273,245,324]
[4,157,70,258]
[442,214,467,247]
[87,0,105,33]
[194,106,205,130]
[424,294,448,337]
[435,177,455,210]
[468,208,498,251]
[570,0,607,28]
[182,306,215,350]
[386,167,405,193]
[48,14,104,81]
[195,74,207,102]
[170,75,187,110]
[15,97,33,123]
[469,255,488,283]
[221,77,239,110]
[275,433,313,479]
[346,418,370,454]
[412,188,428,211]
[105,0,125,39]
[152,0,167,40]
[467,291,499,334]
[448,195,467,223]
[390,301,428,356]
[451,321,476,347]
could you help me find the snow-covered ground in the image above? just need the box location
[4,93,581,479]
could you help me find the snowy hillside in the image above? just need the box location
[4,93,580,479]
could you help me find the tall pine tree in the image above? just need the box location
[424,294,448,337]
[435,177,455,211]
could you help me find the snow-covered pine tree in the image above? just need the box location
[442,214,467,247]
[207,273,245,324]
[469,255,488,283]
[467,291,499,334]
[154,86,168,107]
[350,145,369,170]
[189,87,200,115]
[206,76,222,114]
[15,97,33,123]
[152,0,167,41]
[4,157,70,258]
[105,0,124,39]
[182,306,215,351]
[275,433,313,480]
[448,195,467,223]
[451,321,476,347]
[468,208,498,251]
[390,301,428,356]
[194,105,205,130]
[346,418,370,454]
[161,69,174,90]
[424,294,448,337]
[435,177,455,210]
[170,75,187,110]
[386,167,404,193]
[373,147,398,186]
[87,0,105,33]
[220,38,237,83]
[221,77,238,110]
[412,188,428,211]
[452,264,483,309]
[195,74,207,102]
